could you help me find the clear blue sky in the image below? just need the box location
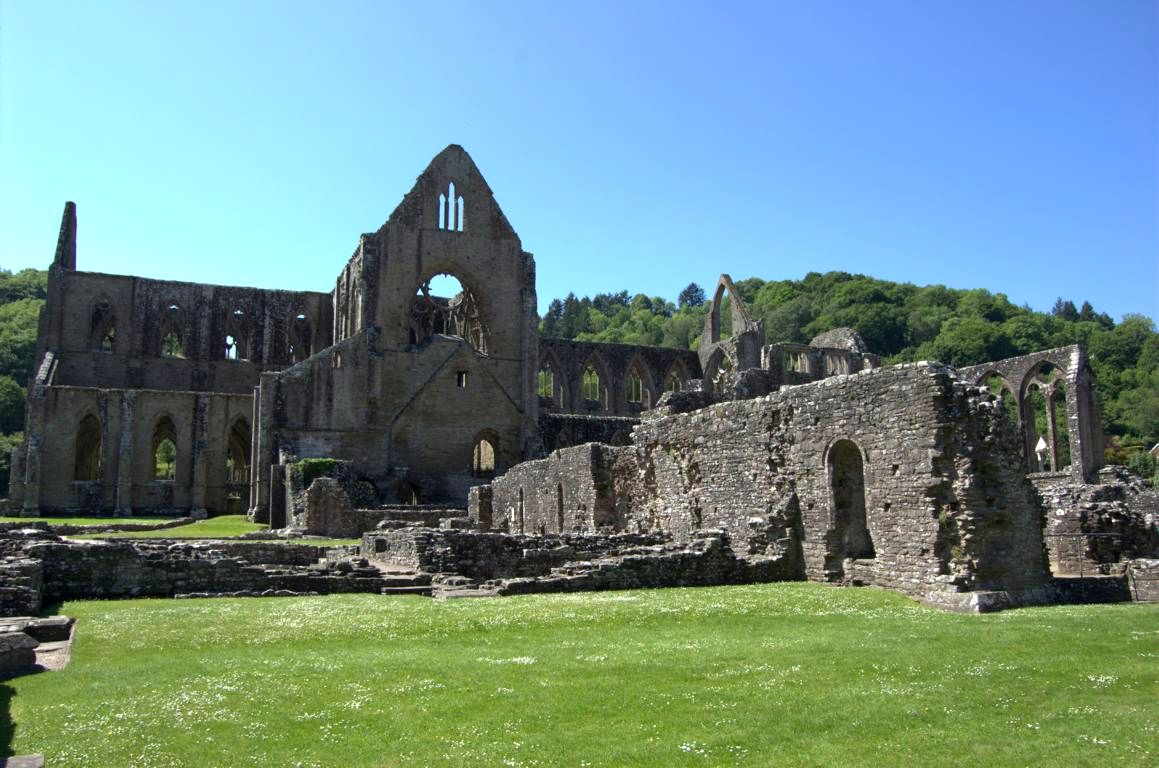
[1,1,1156,320]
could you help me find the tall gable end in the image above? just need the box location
[384,145,518,241]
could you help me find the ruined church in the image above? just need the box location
[10,146,1153,611]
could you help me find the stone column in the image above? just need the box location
[1045,385,1059,473]
[20,433,42,514]
[249,374,277,523]
[190,394,210,519]
[115,391,136,515]
[248,385,261,517]
[20,386,47,514]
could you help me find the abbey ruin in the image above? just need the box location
[5,146,1157,613]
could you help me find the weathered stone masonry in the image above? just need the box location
[479,363,1053,610]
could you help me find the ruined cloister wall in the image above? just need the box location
[478,363,1053,608]
[487,443,621,535]
[11,384,253,515]
[38,268,333,394]
[537,339,700,417]
[626,364,1050,602]
[959,345,1103,483]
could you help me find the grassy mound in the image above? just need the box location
[4,584,1155,766]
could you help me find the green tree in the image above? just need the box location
[0,376,25,434]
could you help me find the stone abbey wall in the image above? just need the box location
[8,148,708,515]
[479,363,1054,609]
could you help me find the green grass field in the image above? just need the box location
[3,584,1156,767]
[65,514,267,539]
[0,515,174,526]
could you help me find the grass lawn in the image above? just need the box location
[67,514,267,539]
[3,584,1156,767]
[0,515,174,526]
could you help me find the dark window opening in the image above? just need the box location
[74,414,102,481]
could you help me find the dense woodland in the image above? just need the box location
[0,268,1155,491]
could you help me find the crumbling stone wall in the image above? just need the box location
[251,146,541,518]
[1033,467,1159,575]
[16,537,380,611]
[487,443,622,535]
[537,339,699,416]
[362,526,665,580]
[9,202,331,515]
[959,345,1103,483]
[475,363,1053,609]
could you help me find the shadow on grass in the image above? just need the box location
[0,682,14,758]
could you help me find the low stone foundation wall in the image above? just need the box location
[363,527,667,580]
[1033,471,1159,575]
[0,534,388,616]
[1128,559,1159,602]
[497,531,797,595]
[0,558,43,617]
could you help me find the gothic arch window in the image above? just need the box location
[580,354,610,411]
[74,414,102,481]
[289,312,313,363]
[1021,362,1070,473]
[473,430,498,476]
[664,360,688,394]
[707,276,754,344]
[827,439,874,561]
[538,355,564,408]
[151,416,178,481]
[89,298,116,352]
[538,365,555,401]
[397,481,420,505]
[226,418,251,483]
[625,360,652,409]
[438,180,465,232]
[980,372,1020,431]
[224,308,250,361]
[409,273,488,352]
[159,304,185,358]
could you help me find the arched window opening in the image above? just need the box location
[1022,363,1068,473]
[398,481,420,505]
[828,439,874,561]
[473,433,497,476]
[437,181,465,232]
[160,304,185,358]
[226,419,251,483]
[981,372,1019,428]
[1052,383,1071,469]
[627,373,643,404]
[626,362,651,408]
[537,367,554,401]
[224,308,249,361]
[582,363,606,409]
[556,484,565,533]
[410,273,488,352]
[90,299,116,352]
[152,417,178,481]
[289,312,313,363]
[161,332,183,358]
[74,415,102,481]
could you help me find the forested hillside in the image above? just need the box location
[541,273,1158,467]
[0,268,1154,491]
[0,267,47,490]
